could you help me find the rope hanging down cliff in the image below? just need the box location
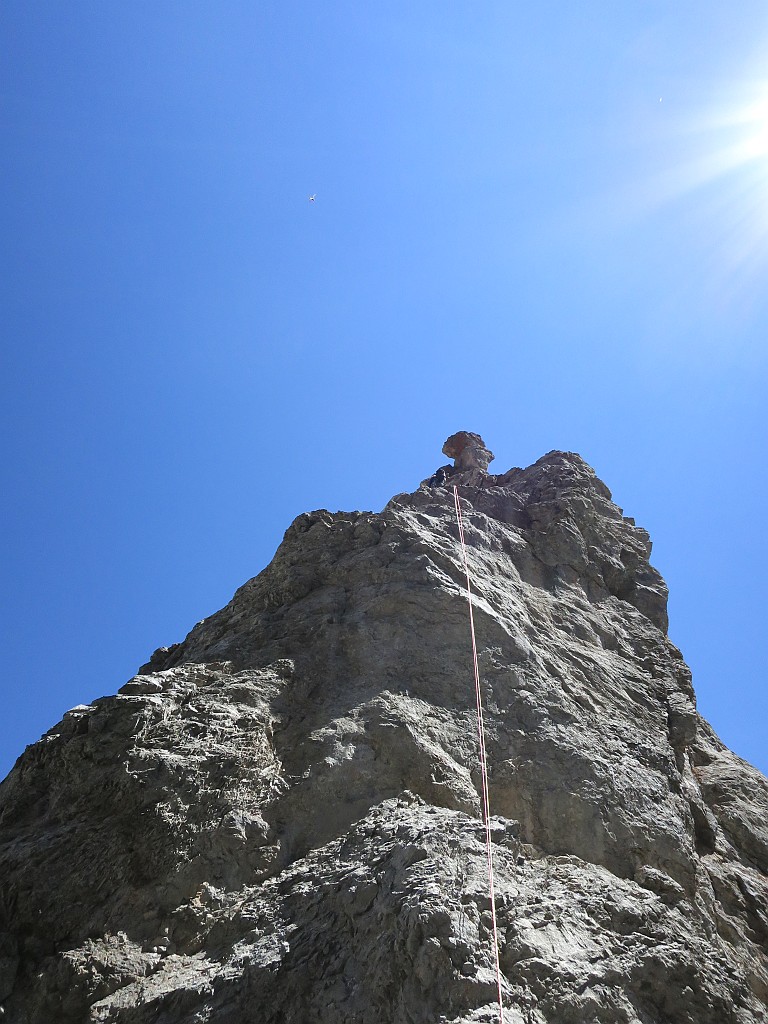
[452,485,505,1024]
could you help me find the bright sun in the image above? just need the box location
[739,97,768,160]
[645,77,768,308]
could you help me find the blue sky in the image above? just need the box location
[2,2,766,780]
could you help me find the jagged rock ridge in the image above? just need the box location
[1,444,767,1023]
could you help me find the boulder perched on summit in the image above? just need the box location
[442,430,495,473]
[0,442,766,1023]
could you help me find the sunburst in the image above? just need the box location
[635,77,768,320]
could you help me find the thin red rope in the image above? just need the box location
[453,485,504,1024]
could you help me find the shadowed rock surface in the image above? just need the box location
[1,445,767,1023]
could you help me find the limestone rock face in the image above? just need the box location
[1,449,767,1023]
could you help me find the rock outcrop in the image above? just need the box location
[1,441,767,1023]
[443,431,495,473]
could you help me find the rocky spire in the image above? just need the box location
[424,430,496,488]
[442,430,495,473]
[0,445,766,1022]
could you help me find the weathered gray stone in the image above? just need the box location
[0,446,766,1023]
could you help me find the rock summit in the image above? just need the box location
[1,438,766,1023]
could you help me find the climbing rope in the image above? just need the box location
[453,485,505,1024]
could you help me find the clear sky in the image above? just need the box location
[2,2,766,781]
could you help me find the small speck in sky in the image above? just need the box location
[309,194,316,201]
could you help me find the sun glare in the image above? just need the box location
[740,97,768,160]
[633,74,768,318]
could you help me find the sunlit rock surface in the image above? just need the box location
[1,447,766,1023]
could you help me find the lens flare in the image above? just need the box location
[627,75,768,329]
